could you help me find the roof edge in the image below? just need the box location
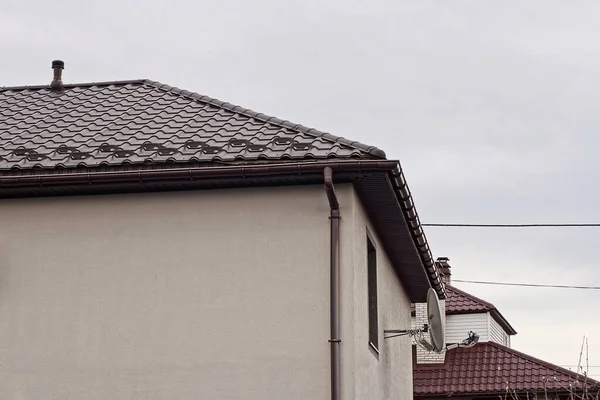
[447,285,516,334]
[491,309,518,335]
[487,342,600,386]
[142,79,387,160]
[388,164,445,299]
[447,285,495,309]
[0,160,395,187]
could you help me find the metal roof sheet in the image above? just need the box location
[0,80,385,171]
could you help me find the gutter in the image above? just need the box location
[0,160,397,187]
[0,159,445,298]
[324,167,341,400]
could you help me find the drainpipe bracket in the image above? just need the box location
[328,339,341,343]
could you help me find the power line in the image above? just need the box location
[422,223,600,228]
[453,279,600,290]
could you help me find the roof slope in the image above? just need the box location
[446,285,517,335]
[414,342,600,397]
[446,285,495,313]
[0,80,385,171]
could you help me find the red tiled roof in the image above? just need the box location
[446,285,517,335]
[446,285,495,313]
[414,342,600,397]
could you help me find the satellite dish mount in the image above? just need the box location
[384,288,446,353]
[384,324,429,340]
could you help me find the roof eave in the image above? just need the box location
[491,309,518,335]
[0,159,444,301]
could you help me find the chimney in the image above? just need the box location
[50,60,64,92]
[436,257,451,285]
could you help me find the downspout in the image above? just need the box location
[324,166,341,400]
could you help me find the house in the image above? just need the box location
[412,258,600,400]
[0,60,445,399]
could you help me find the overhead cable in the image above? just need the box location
[453,279,600,290]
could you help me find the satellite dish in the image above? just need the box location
[383,287,446,353]
[426,288,445,353]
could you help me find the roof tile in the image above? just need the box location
[414,342,600,396]
[445,285,517,335]
[445,285,495,314]
[0,80,386,172]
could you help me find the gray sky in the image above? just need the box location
[2,0,599,378]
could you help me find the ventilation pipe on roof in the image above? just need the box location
[324,167,341,400]
[50,60,64,92]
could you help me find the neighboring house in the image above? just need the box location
[412,258,600,400]
[0,61,445,400]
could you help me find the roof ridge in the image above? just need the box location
[0,79,147,92]
[142,79,387,159]
[487,342,600,385]
[447,284,495,310]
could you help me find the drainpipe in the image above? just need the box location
[324,166,341,400]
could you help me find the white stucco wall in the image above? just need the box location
[0,183,414,399]
[0,186,333,400]
[341,187,414,400]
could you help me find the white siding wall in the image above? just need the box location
[489,316,511,346]
[445,313,489,344]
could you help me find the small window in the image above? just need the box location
[367,235,378,351]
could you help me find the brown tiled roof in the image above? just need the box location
[446,285,517,335]
[0,80,385,171]
[414,342,600,397]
